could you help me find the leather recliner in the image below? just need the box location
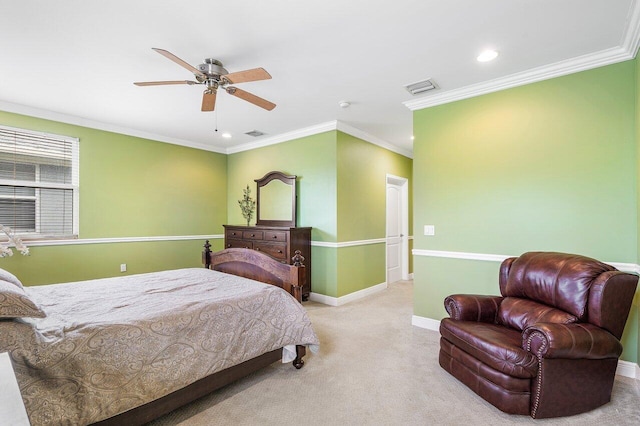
[439,251,638,418]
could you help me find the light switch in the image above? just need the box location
[424,225,435,236]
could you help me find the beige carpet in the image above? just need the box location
[150,281,640,425]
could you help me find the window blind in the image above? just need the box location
[0,125,79,240]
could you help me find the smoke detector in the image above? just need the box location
[245,130,266,137]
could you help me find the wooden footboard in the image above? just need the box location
[203,242,306,303]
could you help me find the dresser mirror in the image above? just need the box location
[255,171,296,227]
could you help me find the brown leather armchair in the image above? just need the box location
[439,251,638,418]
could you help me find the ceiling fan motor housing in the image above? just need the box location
[198,59,228,76]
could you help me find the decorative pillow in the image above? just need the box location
[0,280,45,318]
[0,267,23,288]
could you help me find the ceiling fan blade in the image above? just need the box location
[152,48,206,78]
[226,87,276,111]
[201,90,217,111]
[134,80,197,86]
[223,68,272,84]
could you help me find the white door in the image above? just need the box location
[386,179,404,284]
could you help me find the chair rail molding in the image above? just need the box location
[412,249,640,274]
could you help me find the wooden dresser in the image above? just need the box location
[223,225,312,299]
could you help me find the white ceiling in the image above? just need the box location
[1,1,638,158]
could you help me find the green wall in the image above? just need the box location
[336,132,413,295]
[0,110,227,285]
[0,110,412,299]
[636,53,640,361]
[228,130,412,298]
[413,60,639,363]
[227,132,337,241]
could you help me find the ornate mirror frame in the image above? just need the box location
[255,171,297,227]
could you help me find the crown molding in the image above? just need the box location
[405,1,640,112]
[0,99,411,158]
[404,46,632,111]
[0,100,410,157]
[622,0,640,57]
[0,100,227,154]
[225,121,337,154]
[336,121,413,158]
[227,120,412,158]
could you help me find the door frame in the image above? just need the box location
[386,174,409,282]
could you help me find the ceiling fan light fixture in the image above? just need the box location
[221,132,232,138]
[404,79,438,96]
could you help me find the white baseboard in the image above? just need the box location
[309,282,387,307]
[411,315,441,331]
[411,315,639,380]
[616,360,640,379]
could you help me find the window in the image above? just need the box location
[0,125,79,240]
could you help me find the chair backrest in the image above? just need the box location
[498,251,638,338]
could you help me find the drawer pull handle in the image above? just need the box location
[251,234,255,237]
[227,244,231,248]
[272,235,278,239]
[278,250,283,253]
[256,247,261,251]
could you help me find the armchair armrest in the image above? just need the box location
[523,323,622,360]
[444,294,503,323]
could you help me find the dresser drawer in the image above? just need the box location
[243,230,264,240]
[225,229,243,239]
[225,239,253,250]
[264,231,287,242]
[254,242,288,261]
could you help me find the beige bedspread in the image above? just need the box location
[0,268,319,425]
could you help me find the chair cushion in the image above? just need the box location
[500,252,615,320]
[497,297,578,332]
[440,318,538,379]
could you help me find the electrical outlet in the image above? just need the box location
[424,225,435,236]
[120,264,127,273]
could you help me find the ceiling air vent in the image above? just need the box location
[404,79,438,96]
[245,130,266,137]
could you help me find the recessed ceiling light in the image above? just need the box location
[338,101,350,108]
[477,50,498,62]
[221,132,231,138]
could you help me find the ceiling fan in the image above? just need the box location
[134,48,275,112]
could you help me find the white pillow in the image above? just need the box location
[0,268,23,288]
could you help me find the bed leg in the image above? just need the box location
[293,345,306,369]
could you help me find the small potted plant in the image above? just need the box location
[238,185,256,226]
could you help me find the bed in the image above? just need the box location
[0,244,319,425]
